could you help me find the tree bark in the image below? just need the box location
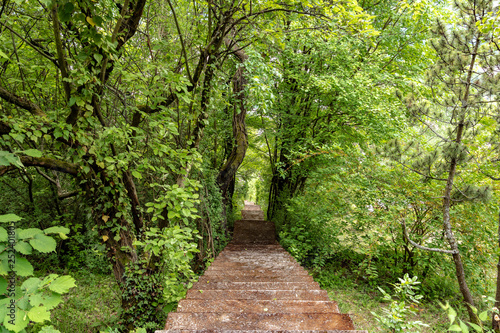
[493,206,500,331]
[0,156,79,176]
[442,116,478,324]
[217,55,248,230]
[122,169,143,235]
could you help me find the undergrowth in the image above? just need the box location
[48,272,121,333]
[310,263,488,332]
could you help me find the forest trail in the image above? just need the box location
[156,203,367,333]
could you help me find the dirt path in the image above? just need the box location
[157,203,367,332]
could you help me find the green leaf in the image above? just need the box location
[94,53,103,63]
[49,275,76,294]
[0,253,9,275]
[448,324,462,331]
[0,152,22,168]
[0,277,7,294]
[459,320,469,333]
[0,227,7,242]
[478,310,488,321]
[29,234,56,253]
[29,293,44,307]
[29,292,62,309]
[14,241,32,255]
[40,292,62,310]
[0,50,9,60]
[22,149,42,157]
[13,257,34,277]
[28,306,50,323]
[0,298,8,323]
[3,308,29,333]
[0,214,22,223]
[21,277,41,294]
[447,303,457,324]
[58,2,74,22]
[44,226,70,235]
[132,170,142,179]
[468,322,482,332]
[39,326,61,333]
[39,274,58,288]
[18,228,43,239]
[17,293,29,310]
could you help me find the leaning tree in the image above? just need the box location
[388,0,500,324]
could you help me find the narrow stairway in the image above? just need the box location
[157,202,367,333]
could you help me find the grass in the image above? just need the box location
[310,264,499,333]
[307,264,472,332]
[49,272,121,333]
[327,285,450,332]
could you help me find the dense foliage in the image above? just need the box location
[0,0,499,331]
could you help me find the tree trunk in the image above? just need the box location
[442,120,478,325]
[82,167,152,332]
[216,72,248,229]
[440,33,480,325]
[217,44,249,231]
[493,206,500,331]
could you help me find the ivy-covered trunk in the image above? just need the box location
[217,45,249,229]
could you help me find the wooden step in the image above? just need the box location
[241,212,265,219]
[155,329,368,333]
[224,242,284,251]
[242,203,262,210]
[164,313,355,330]
[216,255,297,263]
[185,289,331,301]
[176,299,340,313]
[220,249,288,255]
[191,281,321,291]
[206,261,304,271]
[231,220,276,244]
[219,251,293,260]
[216,255,297,262]
[203,268,312,278]
[198,276,314,283]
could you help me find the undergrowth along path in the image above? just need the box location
[156,203,367,333]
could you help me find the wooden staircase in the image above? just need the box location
[156,203,367,333]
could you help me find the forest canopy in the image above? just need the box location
[0,0,499,331]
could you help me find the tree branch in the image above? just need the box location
[401,218,457,254]
[0,120,12,135]
[0,21,58,66]
[0,156,79,176]
[116,0,147,51]
[391,158,448,181]
[35,167,79,199]
[58,190,78,199]
[167,0,193,84]
[0,86,45,116]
